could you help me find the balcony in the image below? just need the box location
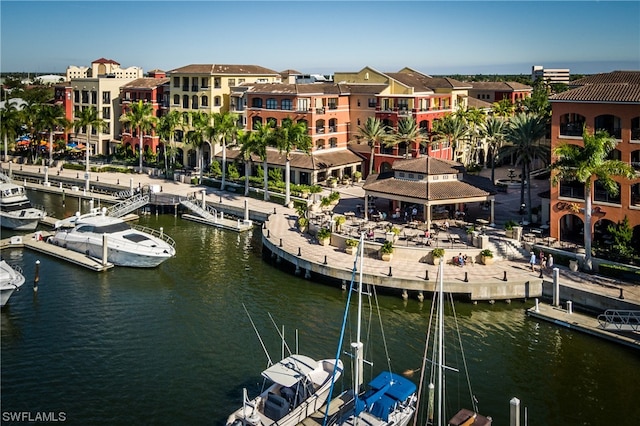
[316,108,325,115]
[316,128,325,134]
[328,126,336,133]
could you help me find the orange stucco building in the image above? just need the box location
[549,71,640,245]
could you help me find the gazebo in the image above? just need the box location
[362,156,497,228]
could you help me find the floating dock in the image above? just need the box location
[0,234,114,272]
[526,301,640,350]
[181,214,254,232]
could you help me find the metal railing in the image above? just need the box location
[597,310,640,331]
[131,224,176,248]
[106,193,149,218]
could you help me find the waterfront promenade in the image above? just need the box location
[3,161,639,310]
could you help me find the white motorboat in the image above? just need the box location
[0,181,47,230]
[226,354,343,426]
[0,260,25,307]
[329,235,417,426]
[49,208,176,268]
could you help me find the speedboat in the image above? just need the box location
[0,181,46,230]
[49,208,176,268]
[0,260,25,307]
[226,354,343,426]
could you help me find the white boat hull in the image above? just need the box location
[0,212,42,230]
[0,261,26,307]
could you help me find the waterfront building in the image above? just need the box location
[532,65,570,85]
[54,58,145,155]
[226,81,364,185]
[119,70,170,156]
[548,70,640,245]
[334,66,471,173]
[167,64,281,170]
[466,81,532,104]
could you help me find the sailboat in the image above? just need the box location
[329,234,418,426]
[414,261,492,426]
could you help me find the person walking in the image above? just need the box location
[547,253,554,270]
[529,251,536,272]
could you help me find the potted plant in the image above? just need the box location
[334,215,346,232]
[480,249,494,265]
[345,238,358,255]
[431,248,445,265]
[504,219,518,239]
[328,191,340,205]
[353,170,362,183]
[380,240,394,261]
[297,217,309,233]
[317,227,331,246]
[328,177,338,188]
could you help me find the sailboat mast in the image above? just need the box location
[353,234,365,393]
[437,260,444,426]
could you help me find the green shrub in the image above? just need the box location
[334,215,346,226]
[504,219,518,230]
[431,248,445,258]
[297,217,309,228]
[381,241,394,254]
[480,249,493,257]
[599,264,640,282]
[345,238,359,247]
[317,227,331,240]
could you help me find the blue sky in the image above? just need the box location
[1,1,639,76]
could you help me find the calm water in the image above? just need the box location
[1,191,639,425]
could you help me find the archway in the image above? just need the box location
[559,213,584,246]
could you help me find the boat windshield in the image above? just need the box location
[93,222,132,234]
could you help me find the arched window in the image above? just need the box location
[316,119,325,134]
[631,117,640,141]
[214,96,221,107]
[595,114,622,139]
[192,95,198,109]
[201,95,208,107]
[559,113,585,136]
[328,118,337,133]
[173,94,179,105]
[251,116,262,129]
[316,139,325,150]
[329,138,337,148]
[182,95,189,109]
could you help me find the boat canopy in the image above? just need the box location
[261,354,317,388]
[357,372,417,421]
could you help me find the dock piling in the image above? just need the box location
[33,260,40,292]
[388,266,392,277]
[464,272,468,282]
[425,270,429,281]
[503,271,508,281]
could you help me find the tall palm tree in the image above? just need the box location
[431,114,469,163]
[357,117,389,176]
[74,106,107,191]
[21,101,43,163]
[251,120,276,201]
[0,100,22,162]
[212,111,240,191]
[492,99,515,118]
[550,128,635,271]
[37,104,69,166]
[465,107,487,165]
[384,116,424,158]
[157,110,183,176]
[237,129,256,196]
[503,113,549,223]
[275,118,312,206]
[480,116,506,184]
[185,111,210,184]
[119,100,157,173]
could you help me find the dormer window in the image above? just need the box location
[399,172,405,178]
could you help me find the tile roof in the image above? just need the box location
[363,173,493,201]
[570,70,640,86]
[386,71,471,91]
[467,97,493,109]
[337,83,388,95]
[216,148,363,170]
[168,64,280,75]
[468,81,532,91]
[122,77,169,89]
[92,57,120,65]
[549,83,640,103]
[391,156,465,175]
[247,82,346,95]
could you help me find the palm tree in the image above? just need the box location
[357,117,389,176]
[185,111,209,184]
[480,116,506,183]
[251,120,276,201]
[503,113,549,223]
[21,101,43,163]
[0,100,22,162]
[119,100,157,173]
[492,99,515,118]
[212,111,240,191]
[465,107,487,165]
[550,128,635,271]
[384,116,424,158]
[157,110,182,176]
[237,129,255,196]
[275,118,312,205]
[431,114,469,163]
[74,106,107,191]
[37,104,69,166]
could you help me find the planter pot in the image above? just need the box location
[505,229,514,239]
[569,259,579,272]
[319,238,330,246]
[481,255,494,265]
[381,252,393,262]
[298,225,308,234]
[431,256,443,265]
[345,246,357,255]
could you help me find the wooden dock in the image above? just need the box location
[0,234,114,272]
[181,214,254,232]
[526,301,640,350]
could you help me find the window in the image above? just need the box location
[252,98,263,108]
[297,98,309,111]
[201,78,209,88]
[316,139,325,150]
[182,77,189,91]
[327,98,337,110]
[81,90,89,103]
[238,78,245,84]
[329,137,337,148]
[214,78,221,88]
[183,95,189,109]
[124,92,131,101]
[281,99,292,110]
[102,107,110,119]
[102,91,111,104]
[594,180,621,204]
[173,94,180,105]
[266,98,277,109]
[357,99,361,107]
[192,95,198,109]
[173,77,180,88]
[201,95,208,107]
[214,96,221,107]
[368,98,376,108]
[228,78,235,87]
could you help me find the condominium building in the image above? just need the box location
[467,81,532,104]
[66,57,143,80]
[548,70,640,245]
[532,65,570,85]
[166,64,281,168]
[334,66,472,172]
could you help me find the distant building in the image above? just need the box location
[532,65,570,85]
[66,58,143,80]
[467,81,532,104]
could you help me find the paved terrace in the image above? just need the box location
[3,161,639,308]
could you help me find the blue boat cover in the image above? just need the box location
[357,372,417,421]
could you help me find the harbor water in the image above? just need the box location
[1,190,639,425]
